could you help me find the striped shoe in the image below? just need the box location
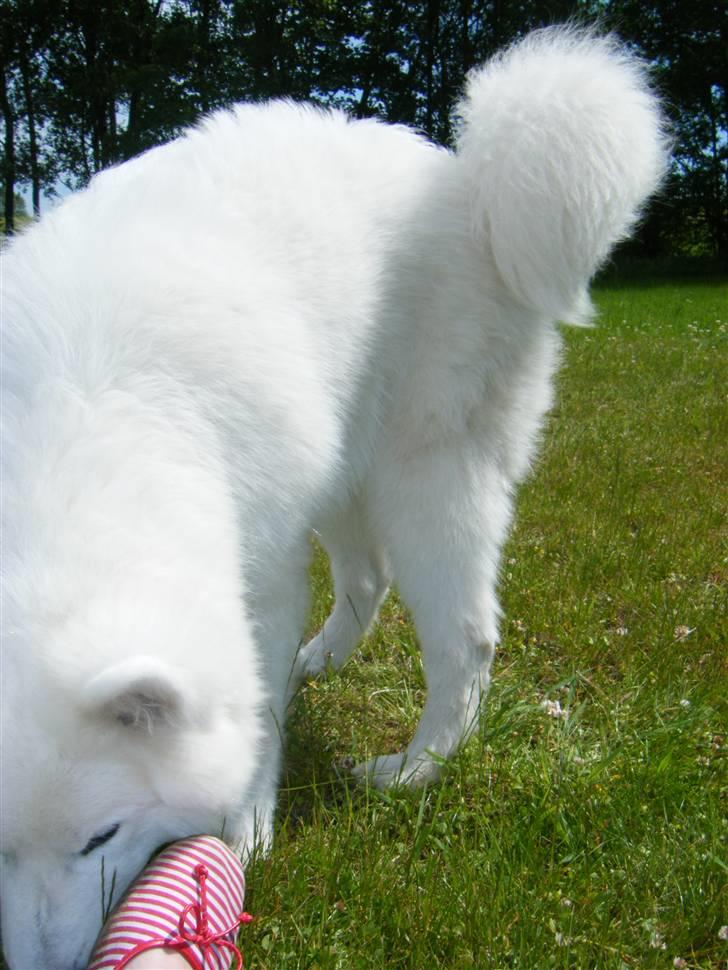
[88,835,253,970]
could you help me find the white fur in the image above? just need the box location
[0,29,666,970]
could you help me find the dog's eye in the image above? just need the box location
[80,823,120,856]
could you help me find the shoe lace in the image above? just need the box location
[177,863,254,969]
[111,860,254,970]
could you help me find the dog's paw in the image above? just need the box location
[294,635,337,682]
[286,639,332,704]
[300,641,333,679]
[351,753,407,789]
[351,752,442,789]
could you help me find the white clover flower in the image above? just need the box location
[718,925,728,941]
[674,625,695,641]
[540,698,567,719]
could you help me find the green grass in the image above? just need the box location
[241,279,727,969]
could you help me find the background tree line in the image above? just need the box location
[1,0,726,260]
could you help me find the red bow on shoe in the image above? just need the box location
[177,864,253,970]
[115,863,253,970]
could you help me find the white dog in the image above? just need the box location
[0,29,666,970]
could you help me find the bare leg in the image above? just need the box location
[123,949,192,969]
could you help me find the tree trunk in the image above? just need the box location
[252,1,285,98]
[18,41,40,216]
[491,0,503,48]
[198,0,212,112]
[1,61,15,234]
[461,0,472,74]
[125,0,164,158]
[424,0,440,138]
[80,6,111,171]
[706,87,727,259]
[356,0,382,118]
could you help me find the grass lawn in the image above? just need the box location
[241,278,727,969]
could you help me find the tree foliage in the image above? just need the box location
[1,0,725,256]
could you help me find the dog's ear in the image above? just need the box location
[80,656,200,732]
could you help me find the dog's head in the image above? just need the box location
[0,651,262,970]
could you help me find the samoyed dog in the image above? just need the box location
[0,28,666,970]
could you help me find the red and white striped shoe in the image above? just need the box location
[88,835,253,970]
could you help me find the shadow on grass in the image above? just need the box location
[594,254,727,288]
[277,688,356,831]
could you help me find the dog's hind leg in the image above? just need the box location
[291,496,391,690]
[353,442,512,788]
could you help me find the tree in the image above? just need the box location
[2,0,725,257]
[0,56,16,233]
[603,0,727,257]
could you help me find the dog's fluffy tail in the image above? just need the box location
[455,28,669,323]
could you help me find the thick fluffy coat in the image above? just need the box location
[0,29,666,970]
